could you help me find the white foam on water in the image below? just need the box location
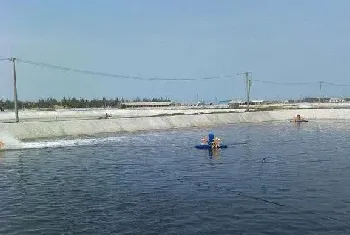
[0,132,133,151]
[20,136,130,150]
[0,133,23,150]
[0,131,170,151]
[0,130,182,151]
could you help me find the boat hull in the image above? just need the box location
[195,144,228,149]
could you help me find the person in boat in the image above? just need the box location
[292,114,304,122]
[213,136,221,149]
[202,133,221,148]
[98,113,112,119]
[0,140,4,149]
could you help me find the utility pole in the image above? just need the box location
[10,57,19,122]
[245,72,252,111]
[319,81,323,106]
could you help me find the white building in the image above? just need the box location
[329,98,345,103]
[251,100,264,105]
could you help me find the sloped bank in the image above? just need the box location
[1,109,350,140]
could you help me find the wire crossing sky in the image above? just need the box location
[6,56,350,86]
[16,58,242,81]
[1,1,350,100]
[1,56,350,101]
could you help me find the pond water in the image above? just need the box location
[1,121,350,234]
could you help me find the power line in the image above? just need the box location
[0,57,10,62]
[322,81,350,87]
[16,58,241,82]
[4,56,350,87]
[254,79,350,87]
[13,59,328,85]
[253,79,315,86]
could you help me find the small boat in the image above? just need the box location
[290,114,308,123]
[290,119,308,123]
[196,132,227,149]
[195,144,228,149]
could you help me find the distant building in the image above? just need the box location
[302,97,330,103]
[121,101,175,108]
[228,99,264,108]
[251,100,264,105]
[329,97,345,103]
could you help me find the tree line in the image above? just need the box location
[0,97,171,110]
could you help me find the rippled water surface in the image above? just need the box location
[1,121,350,235]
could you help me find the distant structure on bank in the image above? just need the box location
[288,97,347,103]
[121,101,176,108]
[0,96,349,111]
[329,97,345,103]
[228,100,264,108]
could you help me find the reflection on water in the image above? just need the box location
[1,121,350,234]
[292,121,302,130]
[208,148,221,160]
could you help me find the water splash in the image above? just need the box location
[3,132,164,151]
[21,136,129,150]
[0,133,23,150]
[0,130,197,151]
[0,132,131,151]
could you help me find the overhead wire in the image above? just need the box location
[0,57,11,62]
[253,79,316,86]
[16,58,241,82]
[322,81,350,87]
[2,56,350,87]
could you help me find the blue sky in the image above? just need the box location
[1,0,350,102]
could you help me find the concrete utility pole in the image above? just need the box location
[10,57,19,122]
[319,81,323,106]
[245,72,252,111]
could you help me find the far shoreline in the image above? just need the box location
[1,108,350,141]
